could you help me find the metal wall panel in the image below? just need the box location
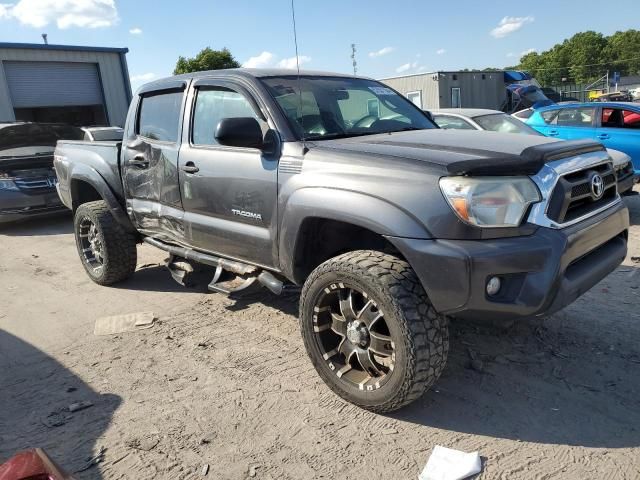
[437,72,506,109]
[381,73,440,109]
[382,71,508,111]
[4,61,103,108]
[0,46,130,125]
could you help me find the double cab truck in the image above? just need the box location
[54,69,629,412]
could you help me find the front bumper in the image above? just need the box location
[0,189,66,224]
[387,202,629,321]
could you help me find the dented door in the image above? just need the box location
[122,85,187,242]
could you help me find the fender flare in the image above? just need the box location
[279,187,431,281]
[69,163,136,233]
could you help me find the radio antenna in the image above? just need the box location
[290,0,307,151]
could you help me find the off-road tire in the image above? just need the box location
[73,200,137,285]
[299,250,449,413]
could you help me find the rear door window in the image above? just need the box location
[540,110,559,124]
[556,107,595,127]
[137,91,184,142]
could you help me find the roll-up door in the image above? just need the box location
[4,61,104,108]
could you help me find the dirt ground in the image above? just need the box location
[1,187,639,480]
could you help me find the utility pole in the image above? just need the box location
[351,44,357,76]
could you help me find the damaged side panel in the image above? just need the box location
[122,87,187,243]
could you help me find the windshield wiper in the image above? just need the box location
[306,131,390,141]
[389,127,428,133]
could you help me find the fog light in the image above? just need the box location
[486,276,502,296]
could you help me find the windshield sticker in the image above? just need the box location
[368,86,395,96]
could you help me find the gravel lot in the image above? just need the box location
[1,187,639,479]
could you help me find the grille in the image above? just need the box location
[547,163,617,224]
[14,177,57,191]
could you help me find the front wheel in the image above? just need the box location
[299,250,449,413]
[74,200,137,285]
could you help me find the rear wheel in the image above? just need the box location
[299,250,449,413]
[74,200,137,285]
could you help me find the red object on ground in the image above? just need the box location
[0,449,73,480]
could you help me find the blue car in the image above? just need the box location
[526,102,640,178]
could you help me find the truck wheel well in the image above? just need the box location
[71,180,102,212]
[293,218,402,284]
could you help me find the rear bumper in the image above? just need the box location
[387,202,629,321]
[0,189,66,224]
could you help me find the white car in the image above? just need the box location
[431,108,635,194]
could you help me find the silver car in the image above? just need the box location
[431,108,635,194]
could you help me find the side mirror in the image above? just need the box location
[215,117,264,149]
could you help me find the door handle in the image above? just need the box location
[597,133,610,140]
[548,130,559,136]
[128,154,149,168]
[182,162,199,174]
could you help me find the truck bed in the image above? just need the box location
[54,140,124,203]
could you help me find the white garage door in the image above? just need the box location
[4,61,104,108]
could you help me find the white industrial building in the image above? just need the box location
[0,42,132,126]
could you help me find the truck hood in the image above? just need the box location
[310,129,605,175]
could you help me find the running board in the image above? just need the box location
[144,237,284,295]
[143,237,257,275]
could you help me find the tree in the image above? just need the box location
[514,29,640,86]
[173,47,240,75]
[564,31,608,83]
[605,30,640,76]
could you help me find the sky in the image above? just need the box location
[0,0,639,90]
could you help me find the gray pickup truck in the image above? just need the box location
[54,69,629,412]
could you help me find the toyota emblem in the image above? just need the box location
[591,174,604,199]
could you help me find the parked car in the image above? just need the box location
[433,108,636,194]
[432,108,543,135]
[592,91,634,103]
[525,102,640,176]
[511,107,535,121]
[0,122,84,224]
[81,126,124,141]
[55,69,629,412]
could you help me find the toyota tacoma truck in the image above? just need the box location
[54,69,629,412]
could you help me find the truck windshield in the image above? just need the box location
[260,76,435,140]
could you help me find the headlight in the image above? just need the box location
[0,179,19,191]
[439,176,541,228]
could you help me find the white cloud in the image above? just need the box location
[277,55,311,69]
[369,46,394,58]
[490,16,534,38]
[521,48,536,56]
[0,4,11,19]
[396,61,421,73]
[506,52,516,58]
[243,51,276,68]
[0,0,118,29]
[436,48,446,55]
[129,27,142,35]
[130,72,157,84]
[242,52,311,69]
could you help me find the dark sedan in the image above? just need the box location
[0,123,84,224]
